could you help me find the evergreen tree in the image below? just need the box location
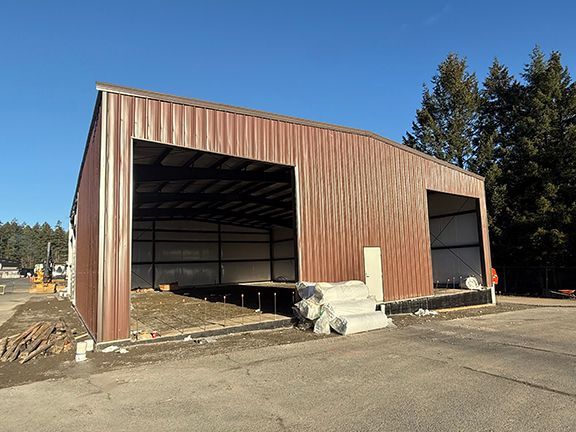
[0,220,69,267]
[473,59,521,261]
[404,53,480,168]
[2,220,22,264]
[501,48,576,265]
[52,221,68,263]
[20,225,36,268]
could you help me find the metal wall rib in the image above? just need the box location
[96,91,492,341]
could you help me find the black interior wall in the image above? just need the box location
[132,220,296,289]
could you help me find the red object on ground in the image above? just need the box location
[558,290,575,295]
[492,268,499,285]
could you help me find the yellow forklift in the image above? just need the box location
[30,242,65,293]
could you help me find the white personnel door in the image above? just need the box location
[363,247,383,301]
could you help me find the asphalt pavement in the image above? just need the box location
[497,294,576,307]
[1,305,575,431]
[0,278,31,327]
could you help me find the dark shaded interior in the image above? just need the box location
[427,191,486,287]
[131,140,298,294]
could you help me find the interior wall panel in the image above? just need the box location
[431,248,483,284]
[272,260,296,281]
[131,220,282,290]
[430,214,480,247]
[156,263,219,286]
[221,261,270,283]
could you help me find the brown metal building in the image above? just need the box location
[70,83,492,343]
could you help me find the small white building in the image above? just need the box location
[0,259,20,279]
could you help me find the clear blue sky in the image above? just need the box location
[0,1,574,226]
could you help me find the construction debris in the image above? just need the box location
[132,287,155,293]
[0,320,74,364]
[75,341,87,362]
[99,345,128,354]
[184,335,217,344]
[414,308,439,317]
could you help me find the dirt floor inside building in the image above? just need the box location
[130,284,295,340]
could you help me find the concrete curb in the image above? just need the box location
[379,289,492,315]
[96,317,295,351]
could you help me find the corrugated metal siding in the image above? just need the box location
[98,91,491,341]
[74,108,101,338]
[100,94,132,342]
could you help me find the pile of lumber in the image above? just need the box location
[0,320,73,364]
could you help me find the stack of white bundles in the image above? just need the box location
[292,280,394,335]
[330,310,395,336]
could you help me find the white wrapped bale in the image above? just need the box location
[296,282,316,300]
[462,276,481,290]
[313,280,369,303]
[330,311,394,336]
[313,312,331,335]
[294,297,321,320]
[322,298,377,320]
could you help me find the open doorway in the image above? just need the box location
[427,191,486,289]
[130,140,298,339]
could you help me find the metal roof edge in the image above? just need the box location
[95,82,484,182]
[71,90,103,217]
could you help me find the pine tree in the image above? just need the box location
[472,59,521,261]
[404,53,480,168]
[2,220,22,264]
[500,48,576,265]
[52,221,68,263]
[0,220,69,267]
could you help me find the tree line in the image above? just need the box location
[405,47,576,268]
[0,220,68,268]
